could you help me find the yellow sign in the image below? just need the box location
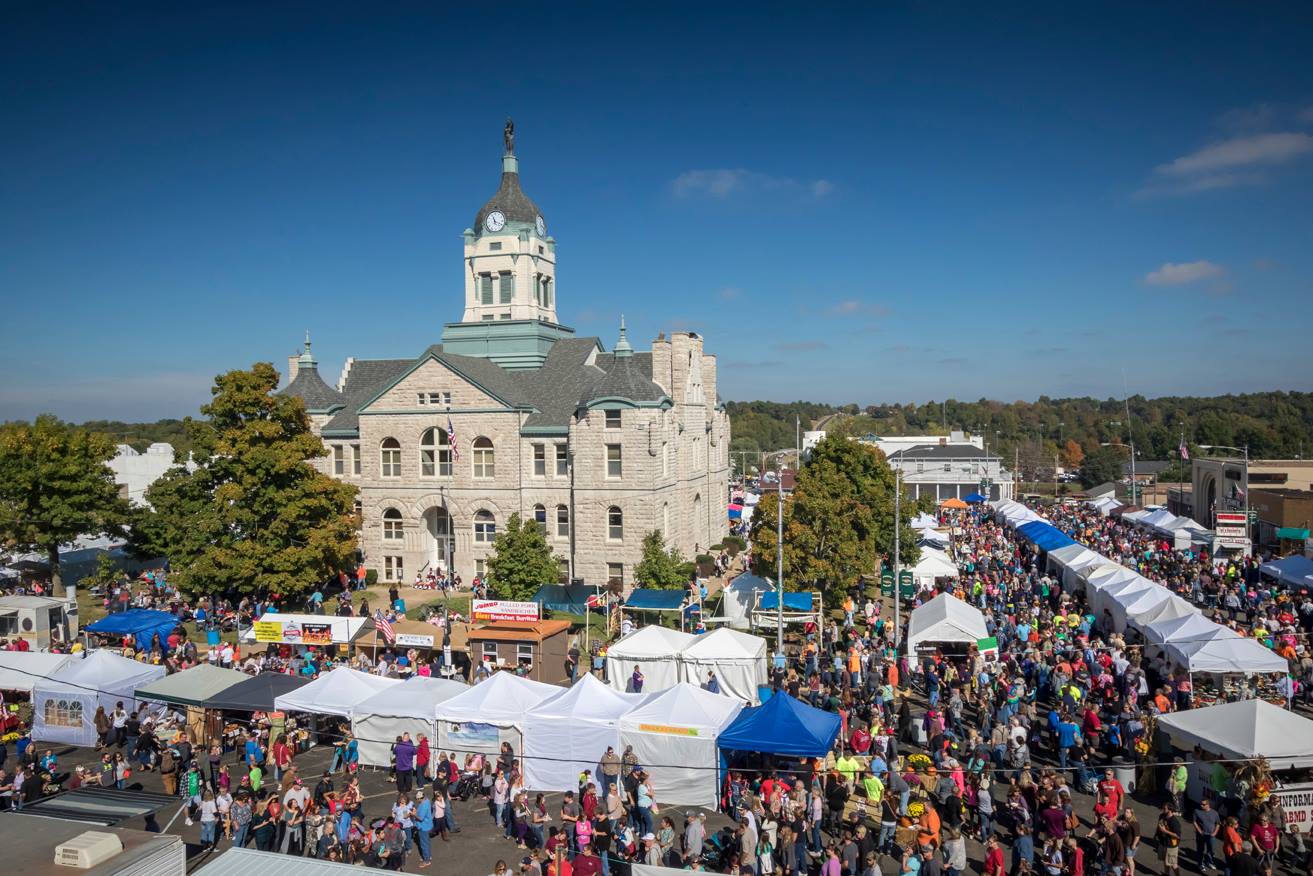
[252,621,284,643]
[637,723,699,737]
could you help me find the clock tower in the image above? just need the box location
[441,121,575,369]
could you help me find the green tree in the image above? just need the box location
[0,415,129,595]
[1079,445,1125,489]
[751,435,917,602]
[915,493,937,515]
[485,512,561,601]
[634,530,688,588]
[131,363,359,599]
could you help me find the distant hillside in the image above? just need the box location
[77,419,195,456]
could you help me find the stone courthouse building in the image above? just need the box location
[280,127,730,586]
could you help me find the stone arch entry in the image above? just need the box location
[423,506,455,575]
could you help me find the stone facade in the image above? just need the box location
[280,137,730,586]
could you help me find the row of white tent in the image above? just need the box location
[603,626,768,703]
[989,500,1287,677]
[1087,496,1213,549]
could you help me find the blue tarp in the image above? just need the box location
[85,609,180,651]
[530,584,597,614]
[758,592,814,611]
[1260,555,1313,588]
[625,589,685,611]
[1016,521,1077,552]
[718,692,841,757]
[964,493,988,504]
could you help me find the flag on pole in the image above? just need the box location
[374,608,395,644]
[1178,438,1189,461]
[447,416,460,461]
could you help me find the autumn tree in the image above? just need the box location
[132,363,359,600]
[0,416,129,595]
[1061,439,1085,470]
[485,512,563,601]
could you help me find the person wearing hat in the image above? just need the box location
[641,832,662,867]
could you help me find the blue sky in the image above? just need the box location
[3,2,1312,421]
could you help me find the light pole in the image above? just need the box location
[775,473,784,658]
[1197,444,1250,538]
[1100,441,1137,504]
[893,466,902,650]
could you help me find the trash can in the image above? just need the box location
[1111,756,1136,794]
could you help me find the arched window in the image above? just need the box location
[380,438,401,478]
[607,506,623,541]
[382,508,404,541]
[556,504,570,538]
[420,428,452,477]
[533,504,547,530]
[472,436,495,478]
[474,509,496,543]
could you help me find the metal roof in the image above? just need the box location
[196,846,365,876]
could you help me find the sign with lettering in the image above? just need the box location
[252,621,284,643]
[395,633,435,648]
[1272,784,1313,834]
[472,599,541,622]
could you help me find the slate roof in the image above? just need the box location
[474,165,543,233]
[888,443,994,461]
[278,366,343,412]
[309,338,669,437]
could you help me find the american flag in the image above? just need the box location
[1178,438,1189,461]
[374,608,395,644]
[447,416,459,461]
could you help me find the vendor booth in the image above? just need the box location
[1083,563,1141,594]
[605,625,696,693]
[522,673,649,793]
[618,683,743,809]
[677,627,768,705]
[135,664,249,708]
[32,650,167,746]
[84,609,180,651]
[720,573,773,631]
[717,692,840,758]
[349,676,470,768]
[273,666,400,718]
[1261,555,1313,589]
[435,670,560,758]
[1092,575,1156,625]
[203,672,310,713]
[1108,584,1174,635]
[751,590,822,632]
[909,548,959,592]
[1139,610,1228,646]
[905,593,988,657]
[1165,633,1287,676]
[0,651,72,694]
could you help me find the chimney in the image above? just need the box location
[287,354,300,385]
[651,332,672,394]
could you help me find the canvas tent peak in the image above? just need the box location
[1165,634,1288,675]
[522,672,651,792]
[905,593,989,656]
[677,627,769,704]
[349,676,470,768]
[0,651,72,693]
[204,671,310,713]
[135,663,250,708]
[717,692,840,758]
[32,649,167,746]
[1156,699,1313,769]
[84,609,180,651]
[605,625,697,693]
[274,665,402,717]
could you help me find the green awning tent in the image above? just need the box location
[1277,527,1310,541]
[135,664,251,707]
[530,583,599,614]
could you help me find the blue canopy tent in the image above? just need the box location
[717,692,841,757]
[1259,555,1313,589]
[964,492,988,504]
[1016,521,1077,552]
[85,609,180,651]
[625,589,685,611]
[530,584,599,614]
[758,592,814,611]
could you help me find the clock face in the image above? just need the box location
[484,211,506,232]
[535,215,546,237]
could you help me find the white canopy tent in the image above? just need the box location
[350,677,470,768]
[909,548,960,589]
[1132,594,1197,628]
[605,625,697,693]
[434,670,560,757]
[617,683,743,809]
[911,513,940,530]
[1084,564,1141,593]
[1003,505,1044,527]
[1048,544,1099,569]
[1092,575,1156,621]
[1140,612,1230,646]
[1120,508,1153,524]
[522,673,649,793]
[677,627,768,705]
[1065,555,1117,591]
[273,666,401,718]
[906,593,989,656]
[1109,585,1175,634]
[32,650,167,746]
[720,573,773,631]
[1157,699,1313,770]
[0,651,73,693]
[1165,635,1289,676]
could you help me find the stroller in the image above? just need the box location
[450,773,482,801]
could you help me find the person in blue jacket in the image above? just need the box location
[413,790,434,868]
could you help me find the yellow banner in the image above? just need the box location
[637,723,699,737]
[252,621,284,642]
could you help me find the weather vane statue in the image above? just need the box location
[504,118,515,154]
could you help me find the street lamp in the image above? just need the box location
[1197,444,1251,536]
[1100,441,1138,504]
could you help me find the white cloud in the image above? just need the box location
[671,168,835,201]
[825,300,891,318]
[1143,261,1225,286]
[1156,132,1313,177]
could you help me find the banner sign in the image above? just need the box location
[638,723,700,737]
[1215,511,1247,539]
[395,633,435,648]
[252,621,284,643]
[472,599,541,622]
[252,619,340,645]
[302,623,332,645]
[1273,784,1313,833]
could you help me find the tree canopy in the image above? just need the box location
[750,434,918,603]
[131,363,359,600]
[485,512,562,601]
[0,415,129,594]
[634,530,688,589]
[1079,445,1126,489]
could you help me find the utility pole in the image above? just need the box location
[893,467,902,650]
[776,475,784,657]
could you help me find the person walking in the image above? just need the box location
[413,790,434,867]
